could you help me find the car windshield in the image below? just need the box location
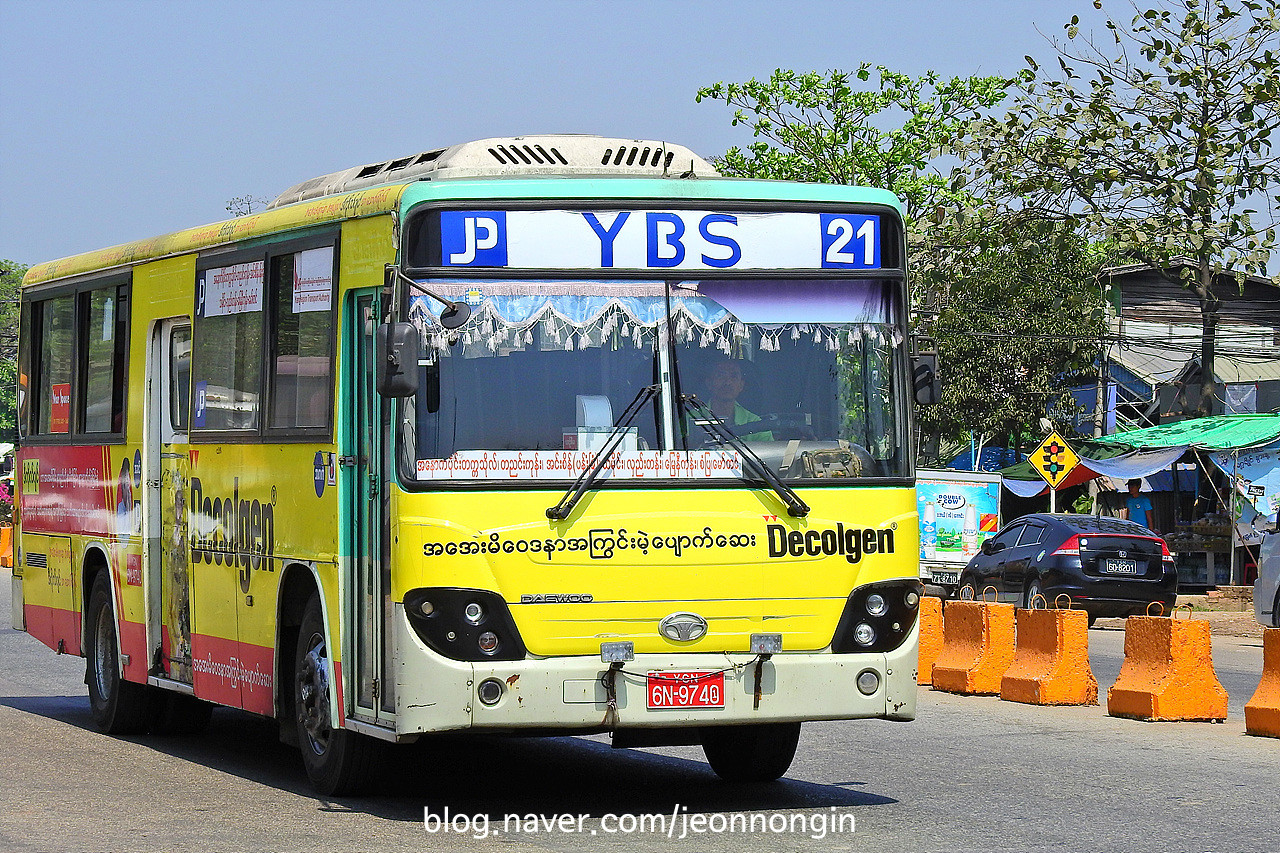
[400,277,907,484]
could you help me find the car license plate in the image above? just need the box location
[647,671,725,709]
[1104,558,1140,575]
[931,569,960,585]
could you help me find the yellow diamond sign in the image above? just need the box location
[1031,431,1079,489]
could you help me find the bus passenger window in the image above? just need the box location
[193,259,264,431]
[35,296,74,435]
[82,287,127,434]
[268,247,334,431]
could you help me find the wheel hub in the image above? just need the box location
[297,634,331,752]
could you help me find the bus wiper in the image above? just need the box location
[680,394,810,518]
[546,384,660,521]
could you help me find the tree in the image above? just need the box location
[919,218,1108,452]
[697,67,1107,458]
[226,195,270,217]
[963,0,1280,415]
[0,260,26,439]
[696,66,1008,229]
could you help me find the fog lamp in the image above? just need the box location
[853,622,876,646]
[857,669,880,695]
[477,678,503,706]
[478,631,500,655]
[464,602,485,624]
[866,593,887,616]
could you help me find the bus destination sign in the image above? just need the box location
[437,209,882,272]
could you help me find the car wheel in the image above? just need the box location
[295,594,382,795]
[701,722,801,783]
[85,572,151,735]
[957,577,978,601]
[1273,589,1280,629]
[1024,578,1046,609]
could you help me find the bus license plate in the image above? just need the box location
[1104,558,1139,575]
[647,671,725,709]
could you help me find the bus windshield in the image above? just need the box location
[403,277,906,483]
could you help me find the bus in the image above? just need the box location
[12,135,924,794]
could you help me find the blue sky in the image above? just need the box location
[1,0,1096,265]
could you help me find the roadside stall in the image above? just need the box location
[999,414,1280,589]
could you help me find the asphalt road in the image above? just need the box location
[2,568,1276,853]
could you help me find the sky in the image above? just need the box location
[1,0,1099,266]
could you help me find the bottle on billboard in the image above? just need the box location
[922,501,937,560]
[962,504,978,556]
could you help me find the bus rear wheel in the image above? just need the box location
[294,594,380,795]
[85,572,151,735]
[701,722,801,783]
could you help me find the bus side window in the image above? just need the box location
[268,247,335,432]
[34,295,75,435]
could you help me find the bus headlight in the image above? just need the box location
[831,580,923,654]
[402,588,527,662]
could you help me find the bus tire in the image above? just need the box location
[701,722,801,783]
[148,692,214,735]
[85,572,151,735]
[294,593,380,795]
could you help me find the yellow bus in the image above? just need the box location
[13,135,924,794]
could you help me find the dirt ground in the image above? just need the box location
[1093,596,1269,639]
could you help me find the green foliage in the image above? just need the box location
[696,66,1008,220]
[962,0,1280,412]
[696,66,1110,454]
[918,218,1109,444]
[0,260,25,440]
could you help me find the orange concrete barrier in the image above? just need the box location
[1245,628,1280,738]
[0,526,11,569]
[1000,607,1098,706]
[1107,615,1228,722]
[931,601,1016,695]
[917,596,944,686]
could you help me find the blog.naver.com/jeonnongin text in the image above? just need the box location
[423,805,855,841]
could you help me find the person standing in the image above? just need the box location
[1123,478,1156,531]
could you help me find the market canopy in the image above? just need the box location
[1000,414,1280,499]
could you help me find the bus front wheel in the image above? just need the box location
[85,572,151,734]
[701,722,801,783]
[294,594,380,795]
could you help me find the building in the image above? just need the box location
[1098,260,1280,430]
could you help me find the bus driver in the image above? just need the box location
[702,358,773,441]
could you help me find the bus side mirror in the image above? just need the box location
[912,351,940,406]
[376,323,420,397]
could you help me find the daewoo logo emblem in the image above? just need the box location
[1119,550,1128,557]
[659,612,708,642]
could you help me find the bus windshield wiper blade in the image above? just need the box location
[680,394,810,518]
[546,384,660,521]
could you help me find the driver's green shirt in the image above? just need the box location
[732,402,773,441]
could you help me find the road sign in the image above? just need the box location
[1031,431,1080,489]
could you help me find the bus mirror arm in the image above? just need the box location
[376,323,421,398]
[385,266,471,330]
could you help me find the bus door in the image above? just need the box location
[345,290,394,722]
[145,319,194,684]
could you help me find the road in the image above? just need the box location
[2,568,1276,852]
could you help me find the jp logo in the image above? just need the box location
[443,211,507,266]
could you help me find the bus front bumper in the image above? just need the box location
[391,604,918,735]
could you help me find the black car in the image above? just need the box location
[955,513,1178,622]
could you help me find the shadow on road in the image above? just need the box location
[0,693,895,823]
